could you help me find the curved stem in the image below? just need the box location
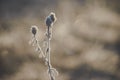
[34,36,45,58]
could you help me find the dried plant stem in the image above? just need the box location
[46,27,54,80]
[30,12,58,80]
[31,27,57,80]
[34,36,45,58]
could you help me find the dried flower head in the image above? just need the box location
[46,12,57,27]
[31,25,38,36]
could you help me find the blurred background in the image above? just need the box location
[0,0,120,80]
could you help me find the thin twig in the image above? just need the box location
[34,36,45,58]
[47,26,55,80]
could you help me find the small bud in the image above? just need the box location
[31,25,38,36]
[46,12,57,27]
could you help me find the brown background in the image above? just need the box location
[0,0,120,80]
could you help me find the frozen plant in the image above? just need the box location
[29,12,58,80]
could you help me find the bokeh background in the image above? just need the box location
[0,0,120,80]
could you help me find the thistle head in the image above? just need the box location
[31,25,38,36]
[46,12,57,27]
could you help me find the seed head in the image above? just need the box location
[46,12,57,27]
[31,25,38,36]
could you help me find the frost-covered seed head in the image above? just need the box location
[46,12,57,27]
[31,25,38,36]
